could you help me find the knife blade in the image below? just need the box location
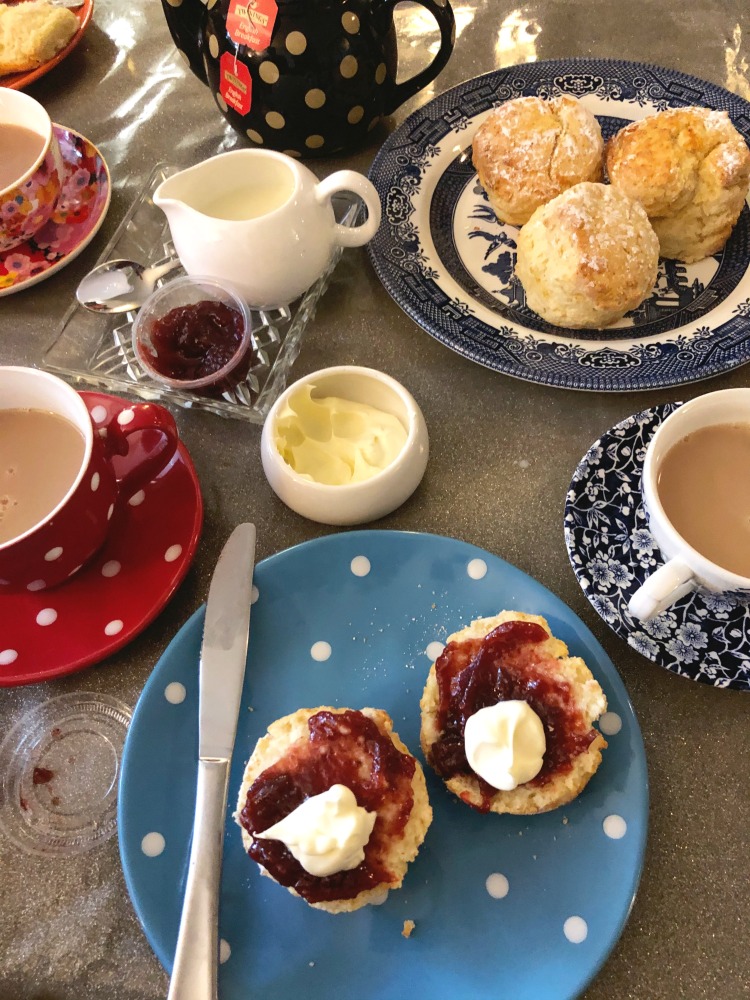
[167,522,256,1000]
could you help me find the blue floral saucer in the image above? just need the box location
[565,404,750,691]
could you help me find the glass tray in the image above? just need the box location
[43,163,358,422]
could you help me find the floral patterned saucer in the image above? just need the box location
[0,125,110,296]
[565,404,750,691]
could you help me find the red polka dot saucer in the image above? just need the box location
[0,393,203,686]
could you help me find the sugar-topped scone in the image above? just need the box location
[472,95,604,227]
[606,106,750,262]
[420,611,607,815]
[235,706,431,914]
[514,182,659,328]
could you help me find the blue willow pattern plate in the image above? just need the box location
[119,531,648,1000]
[565,405,750,691]
[367,58,750,391]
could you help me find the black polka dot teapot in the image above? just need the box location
[160,0,455,157]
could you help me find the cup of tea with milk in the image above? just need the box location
[0,367,180,592]
[628,388,750,620]
[0,90,65,253]
[153,149,381,309]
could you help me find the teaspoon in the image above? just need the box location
[76,258,182,313]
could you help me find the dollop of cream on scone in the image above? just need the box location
[235,706,431,913]
[420,611,608,815]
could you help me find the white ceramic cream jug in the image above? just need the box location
[153,149,381,309]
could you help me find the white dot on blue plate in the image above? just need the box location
[311,641,332,661]
[251,585,259,604]
[425,641,444,661]
[485,873,509,898]
[350,555,371,577]
[141,832,165,857]
[467,558,487,580]
[219,939,231,963]
[0,649,18,666]
[603,815,627,839]
[165,682,186,704]
[599,712,622,736]
[564,916,588,943]
[369,888,389,905]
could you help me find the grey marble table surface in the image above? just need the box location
[1,1,749,998]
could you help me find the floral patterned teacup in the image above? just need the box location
[0,367,180,593]
[0,90,65,253]
[628,388,750,621]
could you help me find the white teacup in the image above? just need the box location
[153,149,382,309]
[628,388,750,621]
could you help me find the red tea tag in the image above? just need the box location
[220,53,252,115]
[226,0,278,52]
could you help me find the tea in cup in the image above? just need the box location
[628,388,750,620]
[0,367,179,592]
[153,149,381,309]
[0,90,65,253]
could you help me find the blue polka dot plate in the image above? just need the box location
[119,530,647,1000]
[565,405,750,691]
[367,58,750,391]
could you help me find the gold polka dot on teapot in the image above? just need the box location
[160,0,456,156]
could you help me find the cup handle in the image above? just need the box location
[378,0,455,114]
[96,401,180,497]
[315,170,382,248]
[627,558,696,621]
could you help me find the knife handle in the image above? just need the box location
[167,758,230,1000]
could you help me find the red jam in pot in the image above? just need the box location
[429,620,598,811]
[145,299,247,382]
[239,710,416,904]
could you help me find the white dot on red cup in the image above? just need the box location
[0,649,18,666]
[141,832,165,857]
[102,560,121,578]
[90,405,107,424]
[44,547,63,562]
[91,472,100,491]
[128,490,145,506]
[36,608,57,626]
[164,544,182,563]
[98,428,108,438]
[107,504,114,520]
[118,409,135,426]
[104,619,123,636]
[27,579,46,592]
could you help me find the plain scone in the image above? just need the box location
[420,611,608,815]
[0,1,78,75]
[606,106,750,262]
[235,706,432,914]
[471,95,604,226]
[514,181,660,328]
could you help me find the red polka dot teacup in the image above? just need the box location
[0,367,179,593]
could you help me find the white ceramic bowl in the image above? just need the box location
[260,366,429,525]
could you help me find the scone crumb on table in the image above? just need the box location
[402,919,416,939]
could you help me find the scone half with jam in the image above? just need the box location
[235,706,432,913]
[420,611,607,815]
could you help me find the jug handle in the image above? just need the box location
[315,171,383,248]
[379,0,455,115]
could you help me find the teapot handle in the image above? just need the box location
[315,171,383,248]
[380,0,455,115]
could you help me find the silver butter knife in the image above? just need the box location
[167,523,257,1000]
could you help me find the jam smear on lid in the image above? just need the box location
[239,710,416,903]
[430,620,598,811]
